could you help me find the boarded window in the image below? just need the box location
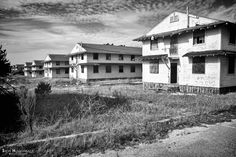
[229,26,236,44]
[119,65,123,73]
[56,69,60,74]
[81,65,84,73]
[93,65,99,73]
[65,68,69,74]
[228,57,235,74]
[106,54,111,60]
[193,30,205,45]
[131,55,135,61]
[192,57,205,74]
[131,65,135,72]
[150,39,158,50]
[119,54,123,60]
[93,53,98,60]
[106,65,111,73]
[150,61,159,74]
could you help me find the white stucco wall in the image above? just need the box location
[221,26,236,51]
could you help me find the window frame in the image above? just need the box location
[56,69,60,74]
[228,56,235,74]
[106,54,111,60]
[150,38,158,50]
[149,60,159,74]
[81,65,84,73]
[81,54,84,60]
[93,65,99,73]
[106,65,111,73]
[118,54,124,60]
[119,65,123,73]
[65,68,69,74]
[193,29,205,45]
[229,26,236,44]
[192,57,205,74]
[130,65,135,73]
[93,53,99,60]
[131,55,135,61]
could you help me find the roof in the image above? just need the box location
[25,62,32,66]
[70,43,142,56]
[46,54,69,62]
[32,60,44,66]
[183,50,236,57]
[138,54,168,61]
[134,21,235,41]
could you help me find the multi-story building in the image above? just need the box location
[134,10,236,94]
[12,64,24,74]
[31,60,44,78]
[69,43,142,82]
[44,54,69,78]
[23,62,32,77]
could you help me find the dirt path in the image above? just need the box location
[79,119,236,157]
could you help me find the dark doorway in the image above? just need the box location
[170,63,177,83]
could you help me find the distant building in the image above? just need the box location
[23,62,32,77]
[12,64,24,75]
[69,43,142,82]
[31,60,44,77]
[44,54,69,78]
[134,11,236,94]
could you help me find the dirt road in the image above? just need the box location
[79,119,236,157]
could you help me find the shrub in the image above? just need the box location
[35,82,51,96]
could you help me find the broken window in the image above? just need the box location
[106,65,111,73]
[192,57,205,74]
[193,30,205,45]
[93,65,99,73]
[228,56,235,74]
[150,61,159,74]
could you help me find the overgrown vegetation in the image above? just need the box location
[35,82,52,96]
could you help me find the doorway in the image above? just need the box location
[170,63,177,83]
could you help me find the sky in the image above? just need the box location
[0,0,236,64]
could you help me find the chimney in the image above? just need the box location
[186,6,189,28]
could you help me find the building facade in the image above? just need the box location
[23,62,32,77]
[69,43,142,82]
[134,11,236,94]
[44,54,69,78]
[31,60,44,78]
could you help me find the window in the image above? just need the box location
[119,54,123,60]
[65,68,69,74]
[81,65,84,73]
[93,65,99,73]
[93,53,98,60]
[71,67,74,73]
[56,61,60,65]
[56,69,60,74]
[229,26,236,44]
[106,65,111,73]
[39,71,43,75]
[150,39,158,50]
[170,15,179,23]
[150,61,159,73]
[65,61,69,65]
[81,54,84,60]
[119,65,123,73]
[228,57,235,74]
[71,56,73,61]
[192,57,205,74]
[106,54,111,60]
[131,55,135,61]
[193,30,205,45]
[39,66,43,69]
[131,65,135,72]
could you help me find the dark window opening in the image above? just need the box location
[93,53,99,60]
[119,65,123,73]
[150,39,158,50]
[131,65,135,72]
[192,57,205,74]
[193,30,205,45]
[65,61,69,65]
[131,55,135,61]
[93,65,99,73]
[81,54,84,60]
[56,69,60,74]
[106,65,111,73]
[228,57,235,74]
[71,67,74,73]
[71,56,73,60]
[150,61,159,74]
[65,68,69,74]
[56,61,60,65]
[229,26,236,44]
[119,54,123,60]
[81,65,84,73]
[106,54,111,60]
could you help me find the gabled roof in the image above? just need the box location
[183,50,236,57]
[70,43,142,56]
[32,60,44,66]
[24,62,32,66]
[47,54,69,62]
[134,21,235,41]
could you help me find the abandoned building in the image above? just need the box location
[44,54,69,78]
[23,62,32,77]
[31,60,44,78]
[134,10,236,94]
[69,43,142,82]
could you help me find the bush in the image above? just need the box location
[35,82,51,96]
